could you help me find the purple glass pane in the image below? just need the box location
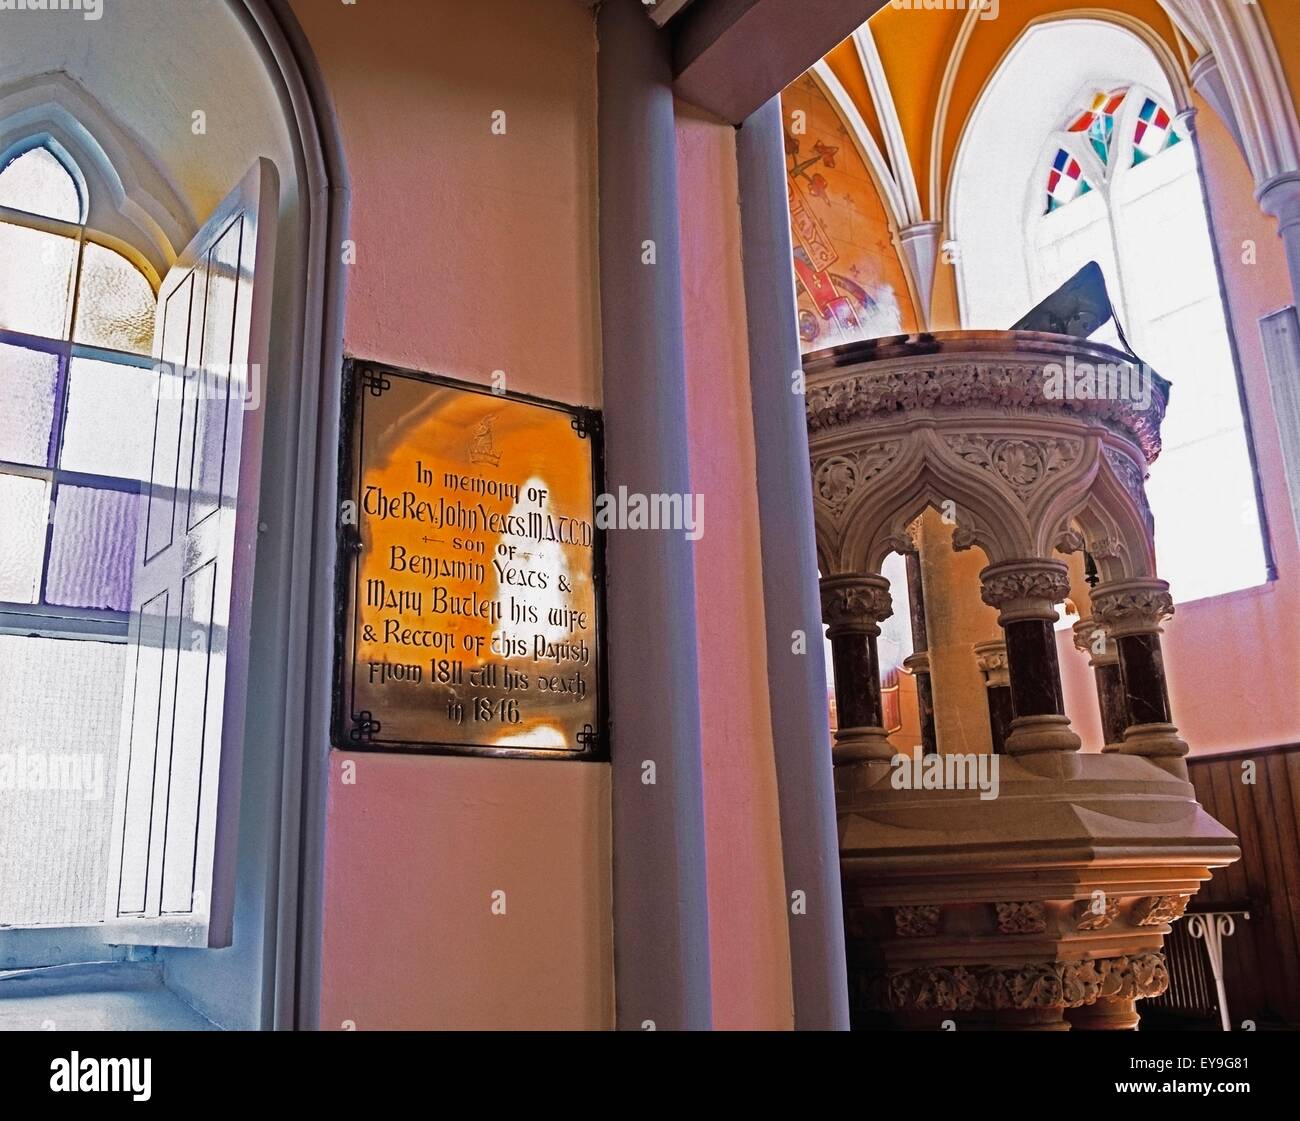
[45,485,140,611]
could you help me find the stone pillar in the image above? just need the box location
[904,549,937,755]
[820,573,895,765]
[1090,578,1189,779]
[1258,172,1300,315]
[973,640,1012,756]
[596,0,712,1030]
[1072,619,1126,752]
[978,560,1082,768]
[1189,54,1247,160]
[737,95,850,1030]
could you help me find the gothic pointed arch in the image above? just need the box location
[0,72,196,282]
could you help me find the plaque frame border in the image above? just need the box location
[330,357,609,762]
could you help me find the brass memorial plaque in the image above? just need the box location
[333,362,604,758]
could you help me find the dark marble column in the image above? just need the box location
[904,549,937,755]
[1002,619,1066,718]
[1072,619,1126,751]
[820,574,895,765]
[979,560,1082,762]
[973,640,1012,756]
[1091,579,1189,778]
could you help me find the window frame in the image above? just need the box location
[1023,83,1277,597]
[0,162,160,641]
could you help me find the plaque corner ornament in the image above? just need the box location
[360,366,392,397]
[349,710,381,743]
[570,408,603,440]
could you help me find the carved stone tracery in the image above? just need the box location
[812,441,901,516]
[1104,446,1153,528]
[943,434,1082,500]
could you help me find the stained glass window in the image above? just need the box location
[1028,77,1267,601]
[1045,88,1182,214]
[1066,88,1127,166]
[1133,95,1180,165]
[0,143,157,628]
[1046,148,1093,212]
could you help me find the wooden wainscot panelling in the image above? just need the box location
[1179,744,1300,1028]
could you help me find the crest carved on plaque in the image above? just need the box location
[469,415,503,468]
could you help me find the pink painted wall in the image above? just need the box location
[1060,93,1300,756]
[675,102,794,1029]
[293,0,613,1029]
[297,0,601,408]
[319,754,611,1030]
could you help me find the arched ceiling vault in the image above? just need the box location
[817,0,1300,221]
[801,0,1300,320]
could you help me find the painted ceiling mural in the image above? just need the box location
[782,74,916,353]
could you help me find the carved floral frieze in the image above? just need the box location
[805,359,1164,461]
[894,905,942,938]
[995,900,1048,935]
[867,952,1169,1012]
[1131,895,1189,927]
[1072,897,1120,931]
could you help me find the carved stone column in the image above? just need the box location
[903,651,937,755]
[979,560,1082,764]
[973,640,1012,756]
[820,573,895,764]
[904,546,937,756]
[1073,618,1126,752]
[1091,578,1189,778]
